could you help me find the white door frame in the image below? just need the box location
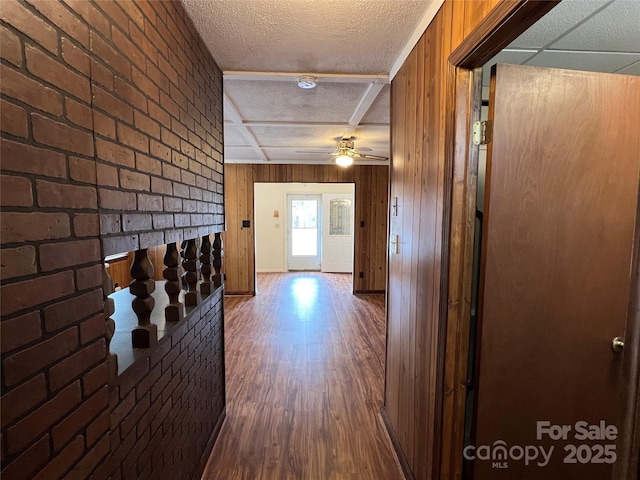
[286,193,322,270]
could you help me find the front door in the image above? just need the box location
[471,64,640,479]
[287,194,321,270]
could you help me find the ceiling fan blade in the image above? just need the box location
[355,153,389,161]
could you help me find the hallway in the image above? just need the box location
[202,273,401,479]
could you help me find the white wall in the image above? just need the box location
[254,183,355,272]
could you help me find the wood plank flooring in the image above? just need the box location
[201,272,401,480]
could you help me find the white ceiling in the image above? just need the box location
[483,0,640,86]
[181,0,640,165]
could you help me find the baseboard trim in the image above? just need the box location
[380,406,414,480]
[224,291,256,296]
[354,289,385,294]
[194,409,226,480]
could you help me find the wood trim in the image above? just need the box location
[440,66,482,480]
[449,0,560,68]
[381,407,415,480]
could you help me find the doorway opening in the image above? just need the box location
[254,182,355,276]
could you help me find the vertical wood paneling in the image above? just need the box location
[223,164,388,294]
[384,1,520,479]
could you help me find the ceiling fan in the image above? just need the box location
[296,138,388,167]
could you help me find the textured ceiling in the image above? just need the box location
[180,0,640,165]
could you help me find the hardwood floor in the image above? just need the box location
[202,272,401,480]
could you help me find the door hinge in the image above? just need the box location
[472,120,492,146]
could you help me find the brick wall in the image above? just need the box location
[1,1,225,478]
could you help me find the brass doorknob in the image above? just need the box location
[612,337,625,353]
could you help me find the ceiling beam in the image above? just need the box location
[223,93,268,161]
[223,71,389,84]
[341,82,386,139]
[224,120,389,128]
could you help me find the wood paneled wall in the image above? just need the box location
[223,164,389,294]
[384,1,502,479]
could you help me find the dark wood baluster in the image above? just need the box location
[103,263,118,382]
[213,232,223,288]
[200,234,213,296]
[130,248,158,348]
[182,238,200,306]
[163,242,184,323]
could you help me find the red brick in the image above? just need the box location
[162,163,180,182]
[96,0,129,31]
[159,91,179,119]
[0,138,67,179]
[134,110,160,139]
[145,58,169,94]
[90,30,131,79]
[158,54,178,87]
[151,176,172,195]
[69,156,97,184]
[110,391,135,430]
[32,434,84,480]
[86,410,109,447]
[99,188,136,210]
[100,214,122,235]
[115,77,147,112]
[163,197,182,212]
[7,381,81,454]
[93,109,116,139]
[32,113,94,156]
[74,213,100,237]
[120,169,150,191]
[0,25,22,67]
[66,97,93,129]
[96,138,135,168]
[96,163,120,187]
[80,313,106,344]
[0,245,37,280]
[26,45,91,102]
[90,58,114,90]
[148,100,170,127]
[129,24,158,66]
[82,362,108,397]
[152,214,173,229]
[76,264,103,291]
[173,183,189,199]
[93,87,133,123]
[0,64,62,115]
[0,434,50,480]
[122,214,152,232]
[62,37,90,75]
[0,0,58,54]
[120,392,150,438]
[0,274,76,319]
[140,231,164,249]
[0,98,28,138]
[63,0,110,38]
[49,340,106,393]
[137,194,163,212]
[117,122,149,152]
[0,175,32,207]
[0,310,41,354]
[43,288,103,332]
[36,179,97,209]
[135,153,162,176]
[149,138,171,162]
[1,212,70,244]
[112,26,145,69]
[66,434,109,479]
[27,0,90,48]
[0,373,46,428]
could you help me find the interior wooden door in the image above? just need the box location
[472,64,640,479]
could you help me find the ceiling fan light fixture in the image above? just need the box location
[335,154,353,167]
[297,75,317,89]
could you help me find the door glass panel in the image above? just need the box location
[291,199,318,256]
[329,199,351,235]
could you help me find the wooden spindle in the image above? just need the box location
[103,263,118,382]
[181,238,200,306]
[213,232,223,288]
[200,234,213,296]
[130,248,158,348]
[163,242,184,323]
